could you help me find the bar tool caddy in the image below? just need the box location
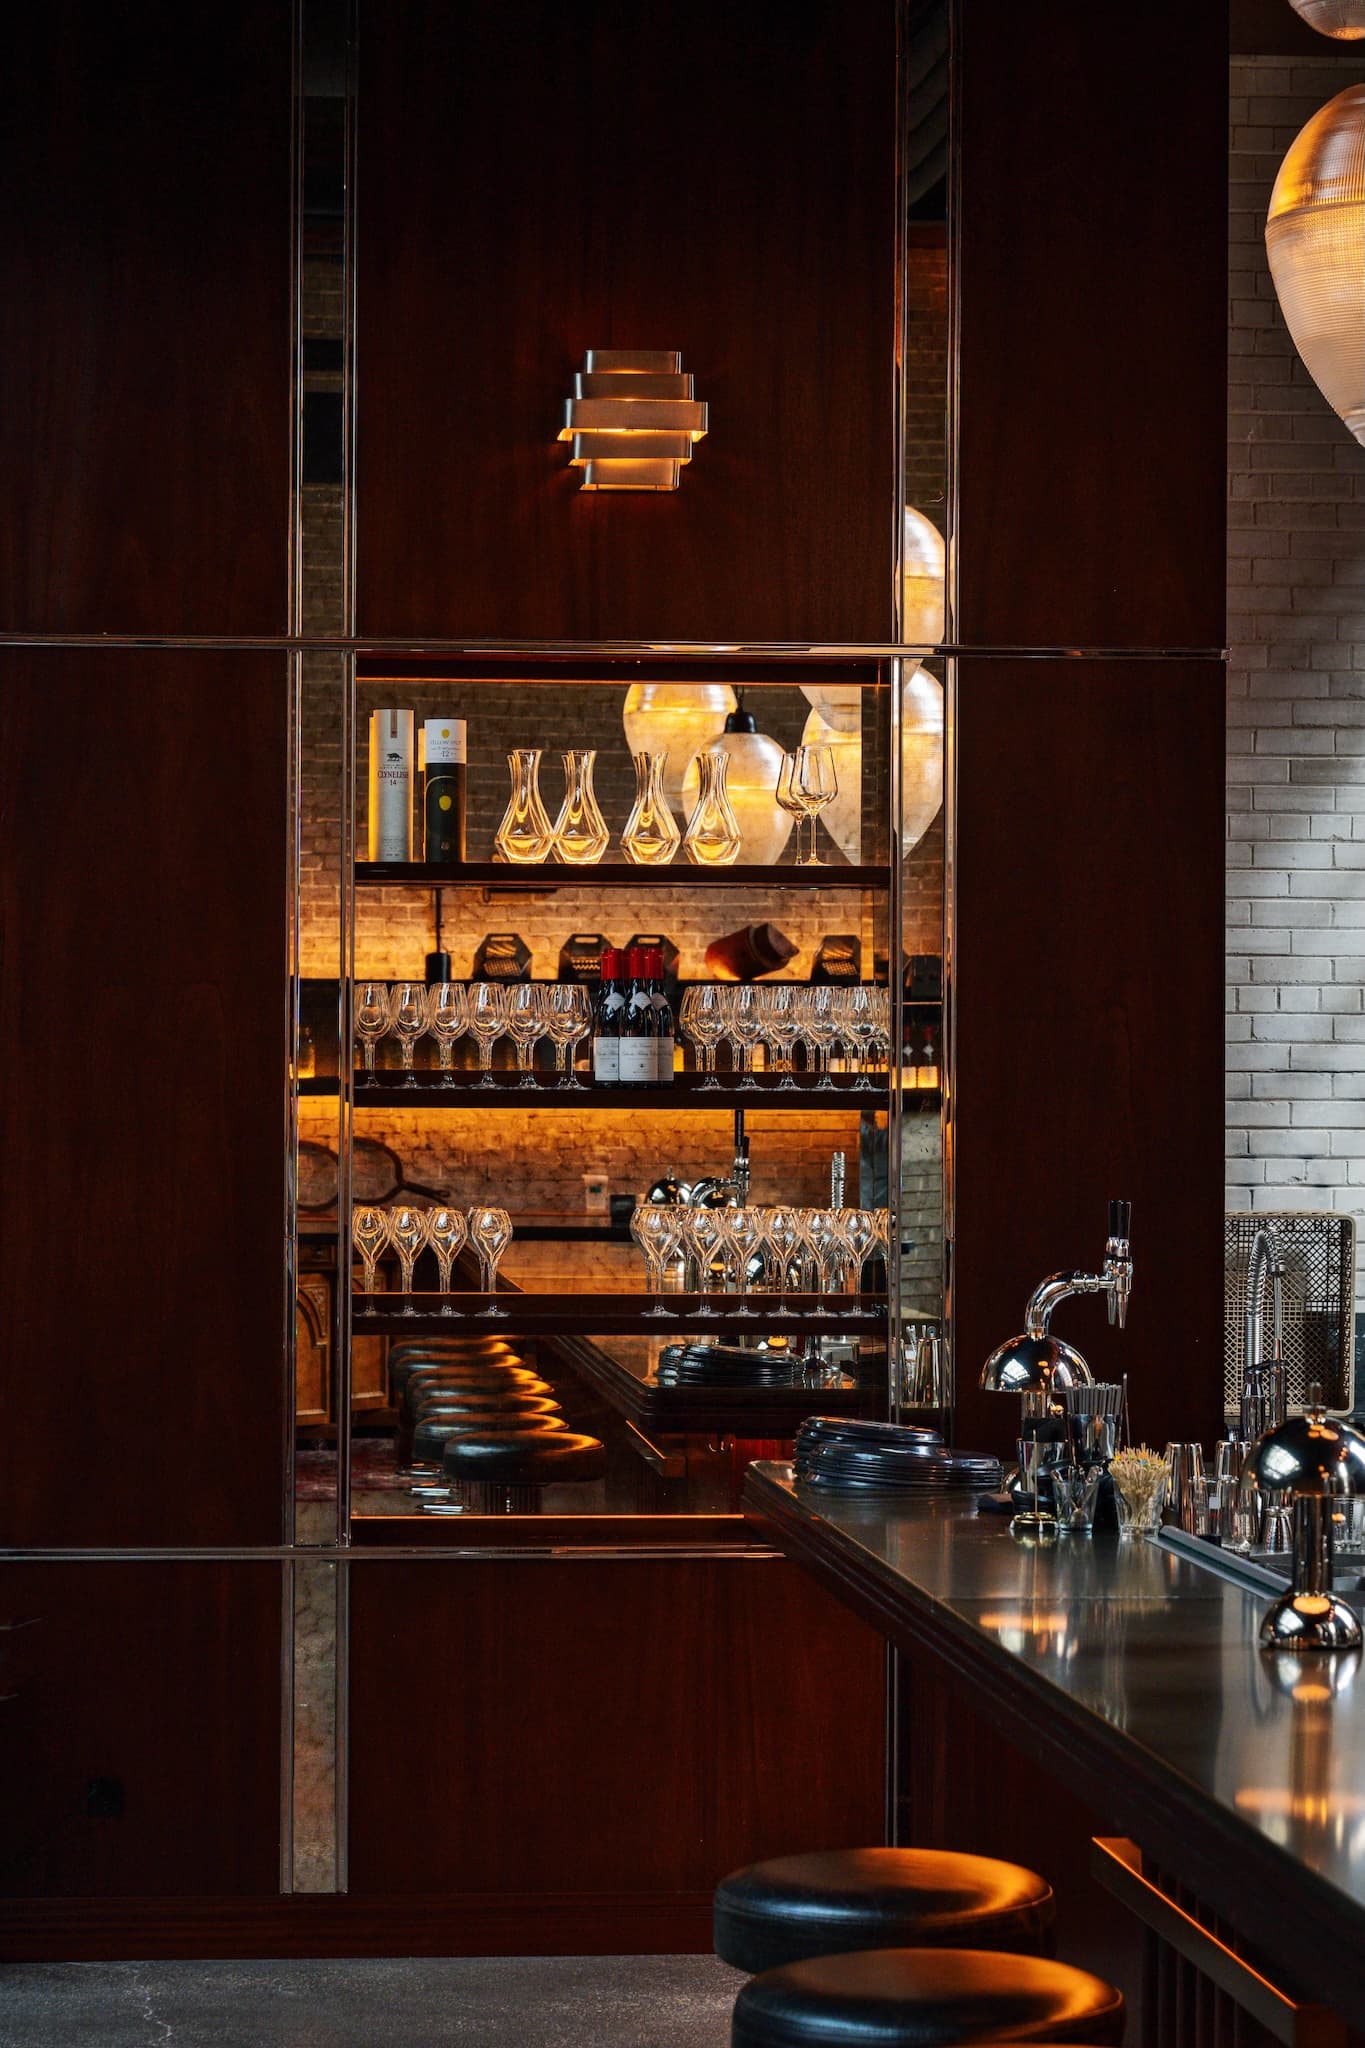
[978,1201,1134,1531]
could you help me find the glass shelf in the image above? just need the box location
[355,861,889,890]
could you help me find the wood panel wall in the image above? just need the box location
[355,0,897,643]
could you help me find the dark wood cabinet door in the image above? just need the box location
[0,1562,281,1898]
[952,657,1226,1454]
[0,1,292,635]
[356,0,897,643]
[955,0,1227,651]
[0,650,287,1547]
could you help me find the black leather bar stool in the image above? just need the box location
[715,1849,1054,1975]
[441,1427,607,1511]
[389,1345,527,1407]
[730,1950,1124,2048]
[402,1393,561,1470]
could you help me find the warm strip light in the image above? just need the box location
[560,349,709,490]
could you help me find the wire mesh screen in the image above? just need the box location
[1223,1212,1355,1415]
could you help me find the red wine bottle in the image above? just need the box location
[619,945,657,1088]
[647,946,675,1086]
[593,947,625,1086]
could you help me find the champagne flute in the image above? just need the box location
[352,1205,389,1305]
[505,982,544,1089]
[680,985,726,1089]
[466,982,507,1087]
[355,981,390,1078]
[425,1206,468,1316]
[776,752,809,864]
[427,983,468,1084]
[792,743,838,866]
[386,1205,428,1315]
[389,982,429,1087]
[468,1205,513,1316]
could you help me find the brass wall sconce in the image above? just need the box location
[559,349,708,490]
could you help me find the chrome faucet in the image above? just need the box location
[1022,1199,1135,1346]
[1241,1224,1287,1441]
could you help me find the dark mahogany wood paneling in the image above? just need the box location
[356,0,897,642]
[953,658,1225,1456]
[347,1554,884,1901]
[0,651,287,1546]
[0,1563,281,1898]
[0,1,291,635]
[955,0,1228,650]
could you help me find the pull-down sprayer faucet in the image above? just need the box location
[1241,1225,1286,1441]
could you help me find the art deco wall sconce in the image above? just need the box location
[559,349,708,490]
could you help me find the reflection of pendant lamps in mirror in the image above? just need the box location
[903,507,946,648]
[1266,86,1365,445]
[680,697,793,864]
[622,683,736,813]
[799,678,862,731]
[1288,0,1365,36]
[802,667,945,862]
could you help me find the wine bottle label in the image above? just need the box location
[654,1032,676,1085]
[618,1038,655,1086]
[368,709,414,861]
[593,1036,620,1085]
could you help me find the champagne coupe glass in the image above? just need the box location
[352,1205,389,1306]
[845,985,878,1089]
[466,982,507,1087]
[506,982,544,1089]
[386,1205,428,1316]
[632,1204,682,1319]
[545,983,589,1089]
[792,743,838,866]
[427,982,468,1083]
[469,1205,513,1316]
[766,1207,802,1315]
[680,985,726,1089]
[840,1208,880,1318]
[807,985,839,1091]
[389,982,429,1087]
[730,983,763,1090]
[763,984,800,1089]
[685,1208,726,1315]
[425,1206,467,1316]
[721,1208,763,1317]
[355,981,390,1079]
[776,752,809,864]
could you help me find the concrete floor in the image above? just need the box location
[0,1954,740,2048]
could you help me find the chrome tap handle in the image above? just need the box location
[1104,1197,1133,1329]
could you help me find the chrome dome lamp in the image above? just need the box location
[1242,1392,1365,1652]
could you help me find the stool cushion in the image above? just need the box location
[731,1949,1124,2047]
[406,1374,552,1411]
[442,1429,607,1484]
[716,1849,1054,1974]
[409,1411,566,1467]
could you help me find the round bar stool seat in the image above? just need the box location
[393,1356,533,1403]
[731,1950,1124,2048]
[442,1427,607,1512]
[715,1849,1054,1974]
[405,1397,562,1470]
[404,1371,552,1408]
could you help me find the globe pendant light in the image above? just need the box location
[800,666,945,864]
[1266,86,1365,446]
[902,506,946,648]
[680,698,793,865]
[622,683,736,813]
[1288,0,1365,37]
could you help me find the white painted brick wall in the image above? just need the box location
[1227,58,1365,1282]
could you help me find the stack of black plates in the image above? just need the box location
[793,1416,1002,1495]
[657,1343,802,1388]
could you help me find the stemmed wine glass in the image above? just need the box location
[468,1205,512,1316]
[799,1207,840,1314]
[839,1208,879,1318]
[679,985,726,1089]
[355,982,390,1078]
[466,982,507,1088]
[505,983,544,1089]
[845,986,878,1089]
[427,983,468,1083]
[790,744,838,866]
[386,1205,428,1315]
[763,984,800,1090]
[352,1205,389,1305]
[425,1206,468,1315]
[720,1208,763,1317]
[388,982,429,1087]
[545,983,591,1089]
[776,752,809,864]
[684,1208,725,1315]
[765,1207,802,1316]
[632,1204,682,1318]
[806,985,839,1091]
[728,984,764,1090]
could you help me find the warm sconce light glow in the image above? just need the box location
[800,666,944,864]
[902,507,946,646]
[559,349,708,490]
[680,702,793,865]
[622,683,736,812]
[1288,0,1365,36]
[1266,87,1365,445]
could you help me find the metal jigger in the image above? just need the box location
[1242,1387,1365,1653]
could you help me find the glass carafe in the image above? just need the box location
[551,748,610,865]
[494,748,555,863]
[682,747,742,866]
[621,749,681,865]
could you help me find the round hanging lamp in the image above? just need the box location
[1265,86,1365,446]
[1287,0,1365,37]
[680,699,793,865]
[622,683,736,813]
[800,667,945,864]
[902,507,946,649]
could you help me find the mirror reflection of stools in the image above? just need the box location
[404,1395,562,1473]
[730,1949,1124,2046]
[397,1384,556,1467]
[409,1413,571,1513]
[715,1850,1056,1975]
[441,1427,607,1513]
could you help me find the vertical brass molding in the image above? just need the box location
[892,0,911,644]
[888,656,906,1420]
[941,0,962,1423]
[279,1556,296,1891]
[334,1556,351,1892]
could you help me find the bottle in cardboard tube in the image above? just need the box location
[368,709,415,861]
[423,716,467,864]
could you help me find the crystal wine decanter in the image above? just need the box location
[682,747,743,865]
[620,749,681,865]
[551,748,610,865]
[493,748,555,863]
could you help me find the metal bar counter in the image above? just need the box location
[743,1462,1365,2023]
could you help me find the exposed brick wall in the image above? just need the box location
[1227,58,1365,1290]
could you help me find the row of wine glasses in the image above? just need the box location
[678,984,891,1089]
[493,744,839,868]
[630,1204,890,1319]
[351,1203,513,1316]
[355,981,593,1087]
